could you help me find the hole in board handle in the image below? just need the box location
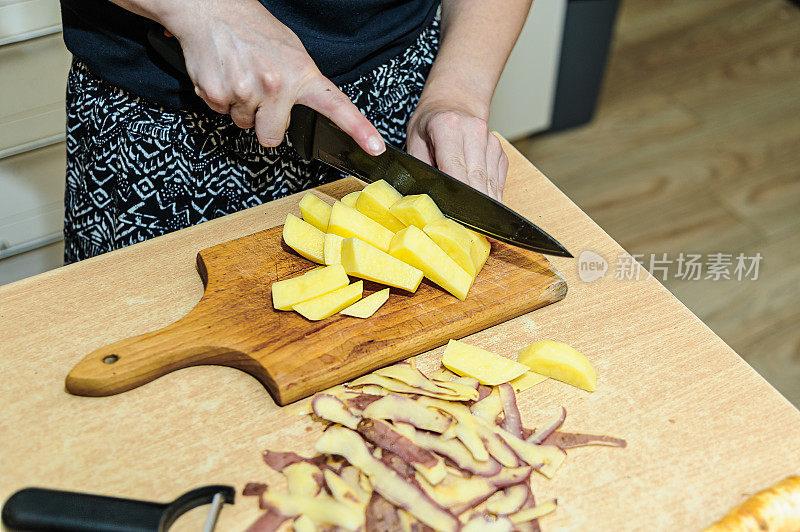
[103,355,119,364]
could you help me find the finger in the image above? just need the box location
[229,100,257,129]
[497,150,509,201]
[485,134,505,200]
[298,75,385,156]
[406,130,435,166]
[462,126,489,196]
[195,83,231,115]
[429,124,468,184]
[254,99,292,147]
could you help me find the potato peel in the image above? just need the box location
[362,394,452,433]
[315,426,461,532]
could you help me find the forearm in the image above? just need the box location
[421,0,533,119]
[107,0,182,25]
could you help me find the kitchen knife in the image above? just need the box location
[287,105,572,257]
[146,26,572,257]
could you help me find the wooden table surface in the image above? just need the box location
[1,139,799,531]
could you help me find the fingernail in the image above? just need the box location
[367,136,385,156]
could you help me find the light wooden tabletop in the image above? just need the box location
[1,139,798,531]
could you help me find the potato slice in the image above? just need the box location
[323,233,344,265]
[442,340,528,385]
[423,218,478,276]
[355,180,405,232]
[341,238,423,292]
[340,288,390,318]
[389,194,444,229]
[293,281,363,321]
[518,341,597,392]
[389,226,474,300]
[509,372,548,394]
[283,213,325,264]
[299,192,333,232]
[341,191,361,208]
[315,427,460,532]
[467,230,491,274]
[328,201,394,252]
[272,264,349,311]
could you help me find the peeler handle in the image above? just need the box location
[1,487,165,532]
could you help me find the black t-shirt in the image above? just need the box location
[59,0,439,111]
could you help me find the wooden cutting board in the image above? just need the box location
[65,225,567,405]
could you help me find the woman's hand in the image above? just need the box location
[407,101,508,201]
[159,0,385,154]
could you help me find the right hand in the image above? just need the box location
[161,0,385,155]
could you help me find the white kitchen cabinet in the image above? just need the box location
[0,0,68,285]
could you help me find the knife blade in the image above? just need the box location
[288,105,572,257]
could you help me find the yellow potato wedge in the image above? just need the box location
[355,180,405,232]
[340,288,390,318]
[422,218,478,277]
[389,225,473,300]
[341,238,423,292]
[441,339,528,385]
[324,233,345,265]
[341,191,361,208]
[389,194,444,229]
[298,192,332,232]
[509,371,548,393]
[517,341,597,392]
[283,213,325,264]
[293,281,363,321]
[272,264,349,311]
[467,230,491,275]
[328,202,394,252]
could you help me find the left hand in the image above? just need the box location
[406,102,508,201]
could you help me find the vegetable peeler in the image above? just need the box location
[1,485,235,531]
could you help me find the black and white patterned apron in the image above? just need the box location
[63,20,440,263]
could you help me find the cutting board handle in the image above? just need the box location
[65,317,252,397]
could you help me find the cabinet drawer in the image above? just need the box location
[0,32,71,157]
[0,0,61,46]
[0,142,65,248]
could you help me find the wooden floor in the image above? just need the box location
[514,0,800,405]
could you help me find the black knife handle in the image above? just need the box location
[2,488,166,532]
[287,105,318,160]
[146,26,187,75]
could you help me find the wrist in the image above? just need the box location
[416,85,491,122]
